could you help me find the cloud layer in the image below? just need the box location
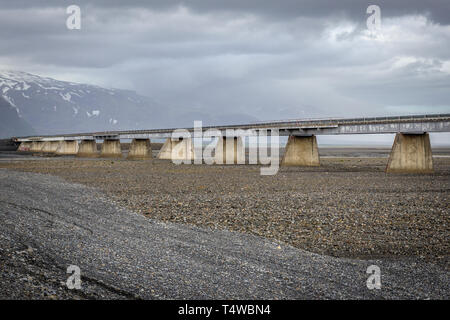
[1,0,449,127]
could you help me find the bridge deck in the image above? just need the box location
[13,113,450,141]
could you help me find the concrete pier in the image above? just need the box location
[77,140,98,158]
[127,138,152,160]
[41,141,60,153]
[214,137,245,164]
[281,135,320,166]
[100,139,122,158]
[30,141,45,153]
[386,133,433,173]
[157,138,173,159]
[55,140,79,155]
[17,141,32,152]
[157,138,194,161]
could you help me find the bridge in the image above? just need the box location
[13,113,450,173]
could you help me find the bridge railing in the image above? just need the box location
[13,113,450,141]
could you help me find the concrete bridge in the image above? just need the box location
[13,113,450,173]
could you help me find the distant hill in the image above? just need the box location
[0,70,171,136]
[0,96,35,138]
[0,70,259,138]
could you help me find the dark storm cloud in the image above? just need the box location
[3,0,450,24]
[0,0,449,132]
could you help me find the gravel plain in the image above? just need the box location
[1,151,448,266]
[0,168,448,299]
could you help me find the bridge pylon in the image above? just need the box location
[386,133,433,173]
[30,141,45,153]
[55,140,79,155]
[41,141,59,153]
[127,138,152,160]
[281,135,320,167]
[214,136,245,165]
[17,141,32,152]
[157,138,195,161]
[77,139,98,158]
[100,139,122,158]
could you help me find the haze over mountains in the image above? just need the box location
[1,70,448,146]
[0,70,258,138]
[0,96,35,138]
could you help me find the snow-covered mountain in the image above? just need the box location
[0,70,169,136]
[0,70,259,138]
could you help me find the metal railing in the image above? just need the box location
[13,113,450,140]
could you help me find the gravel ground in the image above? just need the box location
[0,169,448,299]
[1,153,448,267]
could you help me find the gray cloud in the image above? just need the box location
[0,0,449,137]
[4,1,450,24]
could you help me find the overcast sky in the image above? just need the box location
[1,0,450,125]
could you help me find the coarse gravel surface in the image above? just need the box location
[1,153,449,266]
[0,169,448,299]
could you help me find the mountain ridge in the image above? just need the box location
[0,70,259,138]
[0,70,170,136]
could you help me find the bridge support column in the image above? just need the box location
[77,140,98,158]
[55,140,79,155]
[100,139,122,158]
[386,133,433,173]
[41,141,60,153]
[127,138,152,160]
[214,137,245,164]
[157,138,173,159]
[157,138,194,161]
[17,141,32,152]
[281,135,320,166]
[30,141,45,152]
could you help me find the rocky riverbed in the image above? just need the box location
[1,168,448,299]
[1,153,448,267]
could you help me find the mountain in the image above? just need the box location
[0,96,35,138]
[0,70,171,136]
[0,70,259,138]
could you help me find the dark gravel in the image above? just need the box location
[1,155,448,264]
[0,169,449,299]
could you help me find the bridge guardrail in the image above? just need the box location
[14,113,450,140]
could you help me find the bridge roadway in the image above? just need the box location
[13,113,450,141]
[11,113,450,173]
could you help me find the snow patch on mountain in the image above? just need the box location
[0,69,259,136]
[86,110,100,117]
[60,92,72,102]
[0,96,35,137]
[1,94,20,117]
[0,70,170,134]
